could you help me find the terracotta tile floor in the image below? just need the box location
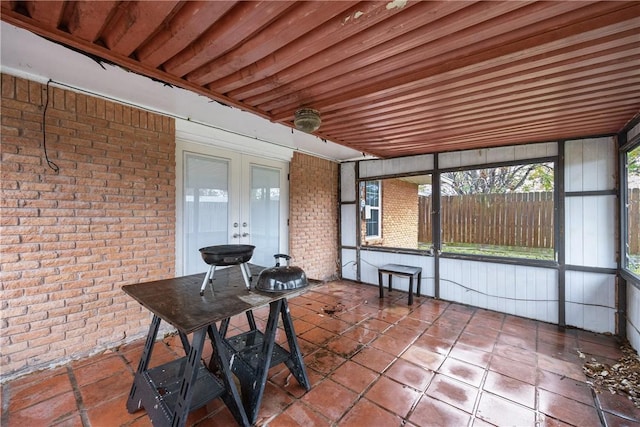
[3,280,639,426]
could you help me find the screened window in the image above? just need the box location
[625,144,640,276]
[358,175,432,250]
[363,180,381,238]
[439,162,554,260]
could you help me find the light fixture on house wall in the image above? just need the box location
[294,108,321,133]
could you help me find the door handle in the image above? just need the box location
[242,232,250,237]
[232,233,240,238]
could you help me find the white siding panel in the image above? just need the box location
[340,204,357,247]
[439,259,557,323]
[566,271,616,334]
[359,251,435,297]
[440,142,556,169]
[340,162,356,202]
[359,154,433,178]
[565,196,617,268]
[628,285,640,352]
[439,151,462,169]
[486,146,515,163]
[341,249,357,281]
[565,137,616,192]
[515,142,557,159]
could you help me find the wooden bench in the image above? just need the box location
[378,264,422,305]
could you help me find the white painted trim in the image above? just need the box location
[176,119,294,162]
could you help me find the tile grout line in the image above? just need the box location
[1,382,10,426]
[66,365,91,427]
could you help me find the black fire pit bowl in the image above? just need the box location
[199,244,255,266]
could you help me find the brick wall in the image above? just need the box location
[289,152,339,281]
[360,178,419,249]
[0,75,176,378]
[381,179,419,249]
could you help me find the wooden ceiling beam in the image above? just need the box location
[208,0,422,95]
[136,1,238,68]
[101,1,180,57]
[186,1,358,86]
[162,1,295,77]
[218,0,467,98]
[63,0,118,43]
[23,0,65,28]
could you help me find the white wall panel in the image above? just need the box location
[628,285,640,352]
[359,251,435,297]
[565,196,617,268]
[340,162,356,202]
[439,142,556,169]
[341,249,358,281]
[439,259,558,323]
[565,137,616,192]
[566,271,616,334]
[515,142,558,159]
[340,204,357,247]
[359,154,433,178]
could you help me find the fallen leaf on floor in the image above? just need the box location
[583,341,640,408]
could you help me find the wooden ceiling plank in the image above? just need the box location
[248,1,606,108]
[343,104,637,145]
[264,3,640,119]
[271,24,640,121]
[162,1,295,78]
[330,89,639,141]
[345,100,639,146]
[23,1,65,28]
[101,1,181,57]
[217,0,469,98]
[136,1,238,68]
[320,54,640,130]
[322,65,640,133]
[185,1,361,86]
[245,0,536,108]
[64,0,118,42]
[341,100,640,145]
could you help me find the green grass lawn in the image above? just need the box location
[420,242,554,260]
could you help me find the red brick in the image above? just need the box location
[1,75,177,377]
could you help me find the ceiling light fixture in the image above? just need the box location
[294,108,321,133]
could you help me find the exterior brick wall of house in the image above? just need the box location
[0,75,176,378]
[361,178,419,249]
[382,179,419,249]
[289,152,339,281]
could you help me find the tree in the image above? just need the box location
[441,162,553,195]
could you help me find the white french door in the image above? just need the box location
[178,143,288,275]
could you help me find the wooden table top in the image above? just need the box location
[123,264,311,334]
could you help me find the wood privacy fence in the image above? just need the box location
[419,192,555,249]
[419,190,640,253]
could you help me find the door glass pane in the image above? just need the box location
[250,166,280,266]
[184,154,229,274]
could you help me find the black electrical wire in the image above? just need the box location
[342,259,616,310]
[42,80,59,173]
